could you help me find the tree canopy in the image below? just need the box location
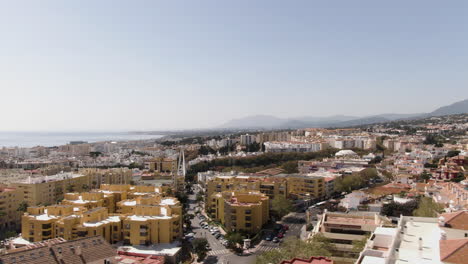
[271,196,294,218]
[192,238,209,260]
[256,236,334,264]
[413,197,444,217]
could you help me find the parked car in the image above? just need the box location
[282,225,289,231]
[277,233,284,238]
[215,233,222,239]
[265,234,274,241]
[273,237,280,243]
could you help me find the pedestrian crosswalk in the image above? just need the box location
[256,245,278,252]
[207,249,231,256]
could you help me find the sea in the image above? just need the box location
[0,132,164,148]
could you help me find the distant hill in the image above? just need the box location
[219,99,468,129]
[430,99,468,116]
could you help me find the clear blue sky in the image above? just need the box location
[1,1,467,131]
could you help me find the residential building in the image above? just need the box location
[356,214,468,264]
[80,168,132,186]
[0,236,118,264]
[339,191,368,210]
[312,212,391,259]
[144,157,178,174]
[211,191,269,233]
[264,141,325,153]
[20,185,181,246]
[282,174,325,200]
[240,134,257,146]
[432,181,468,210]
[11,172,92,206]
[256,131,292,143]
[0,186,23,230]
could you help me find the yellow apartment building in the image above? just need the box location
[12,173,92,206]
[210,191,269,233]
[80,168,133,187]
[0,186,23,230]
[62,192,118,213]
[205,174,323,217]
[144,157,178,174]
[20,184,182,246]
[282,174,325,200]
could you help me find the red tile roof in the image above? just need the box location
[441,211,468,230]
[440,239,468,264]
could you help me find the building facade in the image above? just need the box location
[20,185,181,246]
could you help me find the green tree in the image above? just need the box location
[447,150,461,158]
[82,184,90,191]
[281,161,298,173]
[66,184,75,193]
[89,151,102,158]
[225,232,245,249]
[271,196,294,218]
[450,172,465,183]
[192,238,209,260]
[196,193,203,203]
[17,201,29,212]
[256,236,333,264]
[413,197,444,217]
[419,170,431,182]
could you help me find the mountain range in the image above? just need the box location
[220,99,468,129]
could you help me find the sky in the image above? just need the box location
[0,1,467,131]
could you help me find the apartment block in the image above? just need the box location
[312,212,391,258]
[0,186,23,230]
[144,157,178,173]
[282,174,326,200]
[240,134,257,146]
[20,184,181,246]
[12,173,92,206]
[211,191,269,233]
[357,213,468,264]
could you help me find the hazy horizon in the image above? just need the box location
[1,1,467,131]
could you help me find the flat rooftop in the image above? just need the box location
[326,215,376,226]
[394,220,442,264]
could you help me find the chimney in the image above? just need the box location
[75,245,82,255]
[418,237,423,250]
[440,230,447,241]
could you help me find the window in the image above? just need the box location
[245,216,251,221]
[77,231,87,237]
[245,210,251,214]
[245,223,251,227]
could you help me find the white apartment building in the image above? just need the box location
[263,141,323,153]
[356,214,468,264]
[240,134,257,146]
